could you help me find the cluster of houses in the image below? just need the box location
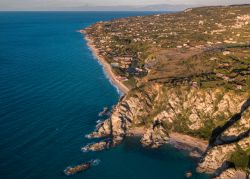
[87,5,249,52]
[83,5,249,90]
[112,56,133,69]
[111,56,146,77]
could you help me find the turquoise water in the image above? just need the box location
[0,12,210,179]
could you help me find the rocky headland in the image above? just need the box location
[81,5,250,179]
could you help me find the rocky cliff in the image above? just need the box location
[84,83,249,178]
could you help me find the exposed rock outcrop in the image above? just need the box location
[214,169,246,179]
[86,85,160,146]
[198,136,250,174]
[198,98,250,177]
[82,138,113,152]
[98,107,111,117]
[89,86,248,140]
[64,159,100,175]
[141,120,169,148]
[83,79,249,179]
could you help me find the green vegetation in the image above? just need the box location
[173,114,190,133]
[192,120,215,140]
[171,117,216,140]
[84,5,250,92]
[123,77,137,89]
[228,145,250,173]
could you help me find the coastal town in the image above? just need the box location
[83,5,250,91]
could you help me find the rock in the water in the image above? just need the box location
[64,162,91,175]
[81,138,112,152]
[64,159,100,176]
[86,119,112,139]
[185,171,192,178]
[98,107,110,117]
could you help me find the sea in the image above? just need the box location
[0,12,210,179]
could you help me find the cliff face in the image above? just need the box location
[86,84,160,145]
[198,99,250,178]
[86,84,249,178]
[89,84,248,141]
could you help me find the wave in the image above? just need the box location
[87,46,124,96]
[90,159,101,166]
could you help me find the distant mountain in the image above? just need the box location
[133,4,200,11]
[64,4,200,11]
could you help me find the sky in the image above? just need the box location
[0,0,249,11]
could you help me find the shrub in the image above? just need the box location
[192,120,215,140]
[229,145,249,171]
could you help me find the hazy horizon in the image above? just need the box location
[0,0,249,11]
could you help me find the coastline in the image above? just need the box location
[127,127,208,155]
[81,29,208,156]
[81,31,129,95]
[77,7,250,178]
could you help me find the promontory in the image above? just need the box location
[81,5,250,179]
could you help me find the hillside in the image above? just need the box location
[83,5,250,178]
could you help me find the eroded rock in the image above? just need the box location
[64,159,100,176]
[141,120,169,148]
[82,139,112,152]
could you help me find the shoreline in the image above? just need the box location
[127,127,208,155]
[168,132,208,155]
[81,31,129,95]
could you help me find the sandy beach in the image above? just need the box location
[169,132,208,153]
[127,127,208,154]
[81,31,129,94]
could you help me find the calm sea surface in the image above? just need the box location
[0,12,210,179]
